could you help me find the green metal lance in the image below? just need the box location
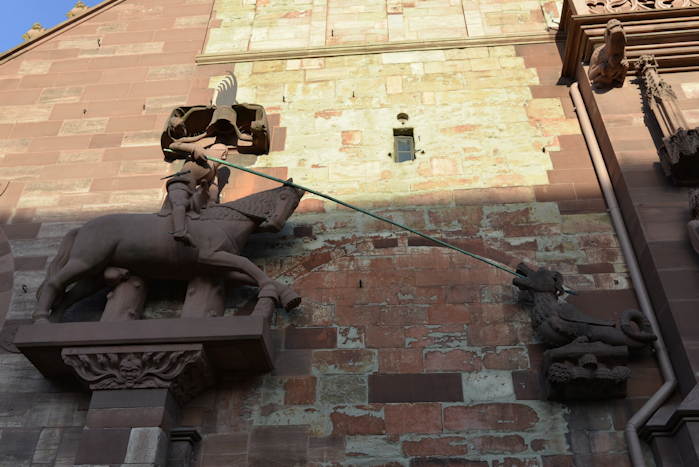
[164,148,576,294]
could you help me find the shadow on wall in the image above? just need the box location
[0,224,14,351]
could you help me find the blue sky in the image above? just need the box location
[1,0,101,53]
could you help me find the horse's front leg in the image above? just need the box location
[199,251,300,310]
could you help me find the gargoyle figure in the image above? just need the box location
[588,19,629,89]
[688,188,699,255]
[22,23,46,42]
[513,263,656,349]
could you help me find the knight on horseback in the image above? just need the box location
[160,106,245,246]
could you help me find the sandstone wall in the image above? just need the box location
[205,0,563,54]
[0,0,661,466]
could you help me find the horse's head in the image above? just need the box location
[258,179,305,232]
[513,262,565,296]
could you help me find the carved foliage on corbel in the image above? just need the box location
[62,344,213,402]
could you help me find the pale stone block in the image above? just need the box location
[121,130,161,147]
[319,375,367,405]
[174,14,210,28]
[114,42,165,56]
[681,82,699,98]
[124,427,168,465]
[57,38,98,50]
[386,75,402,94]
[462,371,515,401]
[345,435,401,457]
[59,118,109,136]
[381,50,446,64]
[39,86,84,104]
[18,60,52,75]
[0,105,52,123]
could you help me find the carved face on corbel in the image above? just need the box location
[119,354,145,386]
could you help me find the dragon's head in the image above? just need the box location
[513,263,565,296]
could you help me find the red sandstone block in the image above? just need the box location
[163,40,204,53]
[541,455,575,467]
[331,408,385,435]
[284,376,316,405]
[424,349,481,372]
[82,83,132,101]
[20,71,102,89]
[40,161,120,180]
[470,435,526,454]
[312,349,375,374]
[101,30,155,46]
[402,436,468,456]
[103,146,161,162]
[574,181,603,199]
[88,55,141,70]
[29,135,91,152]
[0,78,20,90]
[130,80,191,97]
[379,349,423,373]
[534,183,576,202]
[47,57,91,73]
[366,326,404,348]
[90,175,163,191]
[11,121,62,138]
[285,327,337,349]
[138,52,194,67]
[297,199,325,213]
[127,18,176,32]
[483,348,529,370]
[186,87,214,106]
[468,323,520,346]
[106,115,158,133]
[385,403,442,434]
[547,169,598,185]
[0,89,41,105]
[443,404,539,431]
[98,67,149,84]
[427,305,472,324]
[153,28,206,42]
[89,133,123,148]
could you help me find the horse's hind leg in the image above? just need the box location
[34,259,98,322]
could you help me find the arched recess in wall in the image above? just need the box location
[280,235,520,310]
[0,226,15,352]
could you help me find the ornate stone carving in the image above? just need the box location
[638,54,699,185]
[543,341,631,400]
[513,263,656,400]
[62,344,213,403]
[588,19,628,89]
[34,182,304,322]
[22,23,45,42]
[66,1,89,18]
[586,0,699,14]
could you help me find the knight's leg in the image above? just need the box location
[168,187,193,245]
[34,259,96,322]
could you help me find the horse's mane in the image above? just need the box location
[201,184,298,222]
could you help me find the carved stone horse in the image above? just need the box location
[513,263,656,349]
[35,183,305,322]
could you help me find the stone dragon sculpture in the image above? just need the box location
[513,263,656,349]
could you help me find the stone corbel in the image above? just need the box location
[638,55,699,185]
[62,343,214,404]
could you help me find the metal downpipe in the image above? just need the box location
[569,82,676,466]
